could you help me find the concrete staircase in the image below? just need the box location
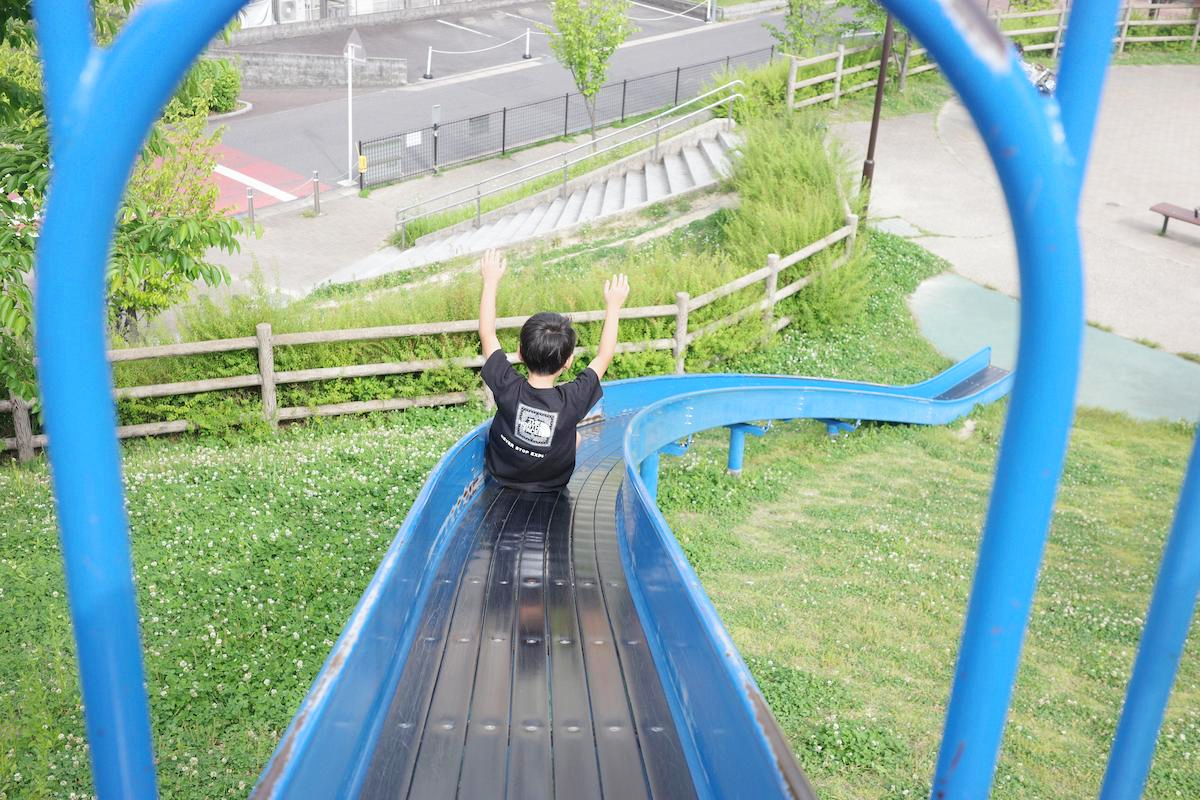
[324,128,741,287]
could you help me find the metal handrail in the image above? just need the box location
[394,80,745,246]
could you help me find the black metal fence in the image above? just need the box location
[359,46,775,188]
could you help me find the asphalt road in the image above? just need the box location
[223,1,711,80]
[214,6,783,185]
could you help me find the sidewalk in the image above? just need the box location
[833,64,1200,354]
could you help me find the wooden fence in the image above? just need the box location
[786,3,1200,111]
[3,215,860,461]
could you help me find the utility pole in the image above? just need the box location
[342,28,365,187]
[861,12,896,211]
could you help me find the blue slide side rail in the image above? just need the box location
[617,377,1012,798]
[253,423,490,797]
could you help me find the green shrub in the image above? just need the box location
[166,58,242,119]
[704,59,792,124]
[205,59,241,112]
[722,114,850,268]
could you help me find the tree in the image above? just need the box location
[765,0,841,57]
[542,0,634,146]
[838,1,911,90]
[0,2,248,406]
[840,0,889,39]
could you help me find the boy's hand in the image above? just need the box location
[480,249,507,286]
[603,273,630,309]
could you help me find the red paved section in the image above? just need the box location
[212,143,331,215]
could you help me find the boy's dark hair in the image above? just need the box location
[520,312,577,375]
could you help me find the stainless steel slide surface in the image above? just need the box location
[358,417,696,800]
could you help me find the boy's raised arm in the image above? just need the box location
[587,273,630,381]
[478,249,507,358]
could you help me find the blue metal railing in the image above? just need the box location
[32,2,250,796]
[28,1,1196,798]
[1100,435,1200,799]
[878,2,1119,795]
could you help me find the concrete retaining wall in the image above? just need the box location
[220,51,407,88]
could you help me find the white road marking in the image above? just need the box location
[627,0,708,25]
[617,21,720,50]
[397,57,544,91]
[503,10,542,23]
[436,18,495,38]
[214,164,298,202]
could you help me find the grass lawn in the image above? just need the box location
[658,405,1197,799]
[0,407,490,798]
[1,233,1196,798]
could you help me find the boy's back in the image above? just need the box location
[476,249,629,493]
[481,350,600,492]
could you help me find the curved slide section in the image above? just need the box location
[253,350,1010,798]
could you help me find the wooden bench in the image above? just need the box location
[1151,202,1200,236]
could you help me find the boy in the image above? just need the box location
[477,248,630,492]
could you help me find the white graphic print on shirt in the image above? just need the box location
[514,403,558,448]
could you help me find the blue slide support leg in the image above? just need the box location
[725,423,768,475]
[727,428,746,475]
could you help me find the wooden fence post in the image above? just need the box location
[898,34,912,93]
[846,213,860,253]
[764,254,780,337]
[786,56,798,110]
[833,44,846,107]
[674,292,689,374]
[483,384,496,411]
[10,393,34,462]
[256,323,277,428]
[1119,3,1133,53]
[1052,7,1067,58]
[1192,8,1199,51]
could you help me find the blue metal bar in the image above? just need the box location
[1100,435,1200,799]
[727,428,747,474]
[660,436,693,457]
[31,3,247,797]
[1055,0,1124,191]
[33,0,92,133]
[870,1,1115,796]
[816,418,858,437]
[725,423,768,474]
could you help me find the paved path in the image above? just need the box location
[910,274,1200,423]
[835,64,1200,355]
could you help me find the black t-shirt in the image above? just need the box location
[481,348,603,492]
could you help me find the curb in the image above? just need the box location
[209,100,255,121]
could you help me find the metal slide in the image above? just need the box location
[254,349,1011,798]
